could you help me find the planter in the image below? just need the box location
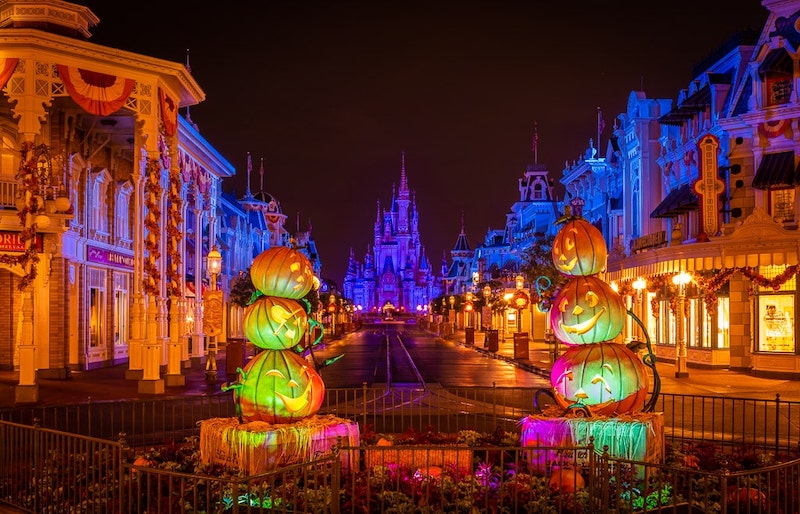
[365,444,473,471]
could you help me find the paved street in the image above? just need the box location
[1,324,799,408]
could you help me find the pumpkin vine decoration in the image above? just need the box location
[142,158,162,296]
[0,142,47,290]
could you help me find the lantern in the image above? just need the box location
[243,295,308,350]
[550,342,649,416]
[550,275,625,345]
[250,246,315,299]
[551,218,608,277]
[233,350,325,424]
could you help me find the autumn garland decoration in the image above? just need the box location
[165,164,182,298]
[0,142,45,290]
[143,158,162,296]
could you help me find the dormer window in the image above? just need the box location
[760,49,793,107]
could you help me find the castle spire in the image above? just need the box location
[400,150,408,193]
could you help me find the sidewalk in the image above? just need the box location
[1,328,799,408]
[447,328,800,402]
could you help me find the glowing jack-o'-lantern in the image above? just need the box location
[250,246,315,299]
[550,275,625,345]
[550,342,649,416]
[234,350,325,424]
[552,218,608,277]
[243,295,308,350]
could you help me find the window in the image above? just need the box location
[757,295,795,352]
[115,180,134,243]
[761,50,793,107]
[770,188,795,222]
[90,169,112,235]
[89,287,105,348]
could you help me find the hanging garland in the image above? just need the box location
[143,158,162,296]
[695,268,736,312]
[165,162,182,298]
[0,142,46,290]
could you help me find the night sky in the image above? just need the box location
[81,1,767,285]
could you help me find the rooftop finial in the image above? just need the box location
[245,152,252,197]
[532,122,539,165]
[259,157,265,194]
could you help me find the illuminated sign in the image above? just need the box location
[694,135,725,238]
[0,231,43,252]
[87,245,134,270]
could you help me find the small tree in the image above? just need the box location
[520,233,567,311]
[229,270,256,307]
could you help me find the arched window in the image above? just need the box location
[115,180,133,244]
[760,49,793,107]
[90,168,112,235]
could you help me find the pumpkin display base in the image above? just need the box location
[199,414,360,475]
[520,412,664,476]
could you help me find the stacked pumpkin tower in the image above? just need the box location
[199,246,359,475]
[520,201,664,475]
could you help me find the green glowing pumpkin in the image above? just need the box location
[550,275,625,345]
[243,295,308,350]
[550,342,649,416]
[234,350,325,424]
[250,246,315,299]
[552,218,608,277]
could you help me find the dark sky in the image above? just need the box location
[81,1,768,285]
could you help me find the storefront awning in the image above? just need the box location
[752,151,797,189]
[650,183,698,218]
[658,87,711,125]
[606,250,800,282]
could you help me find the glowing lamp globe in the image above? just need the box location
[552,218,608,277]
[550,342,649,416]
[550,275,625,345]
[250,246,315,299]
[234,350,325,424]
[243,295,308,350]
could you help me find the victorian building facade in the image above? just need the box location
[0,1,314,403]
[343,152,440,315]
[455,0,800,378]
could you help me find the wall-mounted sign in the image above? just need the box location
[87,244,134,270]
[0,231,43,252]
[694,135,725,239]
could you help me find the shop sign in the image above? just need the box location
[87,244,134,270]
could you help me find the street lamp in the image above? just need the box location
[448,295,455,329]
[482,285,492,331]
[672,271,691,378]
[204,245,223,382]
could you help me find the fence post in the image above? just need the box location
[775,393,782,453]
[331,447,342,514]
[362,382,368,432]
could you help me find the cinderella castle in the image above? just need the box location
[343,153,441,314]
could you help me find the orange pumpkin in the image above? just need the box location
[550,342,649,416]
[234,349,325,424]
[552,218,608,277]
[549,467,585,493]
[250,246,315,299]
[550,275,625,345]
[243,295,308,350]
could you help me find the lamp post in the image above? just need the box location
[204,245,223,383]
[465,291,473,328]
[632,277,646,341]
[672,271,691,378]
[482,284,492,330]
[448,295,455,330]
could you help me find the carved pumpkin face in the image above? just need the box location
[250,247,315,299]
[235,350,325,424]
[243,296,308,350]
[552,218,608,277]
[550,342,649,416]
[550,276,625,345]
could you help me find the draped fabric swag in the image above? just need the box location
[56,64,135,116]
[0,58,18,90]
[159,87,178,137]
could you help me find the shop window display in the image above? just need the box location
[758,295,795,352]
